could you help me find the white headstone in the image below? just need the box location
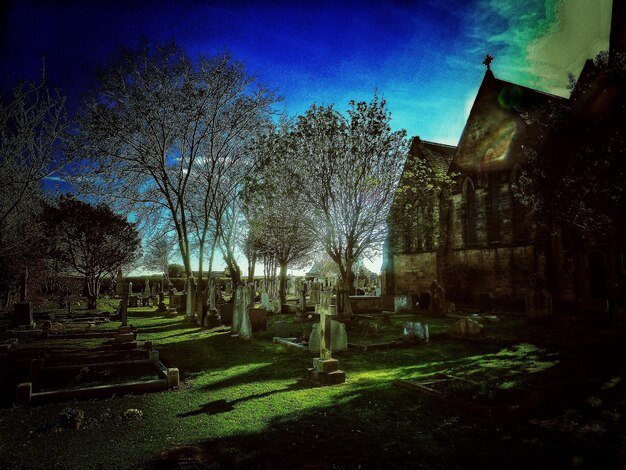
[271,297,281,314]
[261,291,271,310]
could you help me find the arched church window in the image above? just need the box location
[462,178,477,245]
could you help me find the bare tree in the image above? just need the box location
[0,78,70,257]
[294,95,408,316]
[74,42,277,315]
[143,234,176,285]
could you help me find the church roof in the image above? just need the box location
[409,137,456,175]
[451,70,566,174]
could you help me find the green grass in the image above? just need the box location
[0,307,624,469]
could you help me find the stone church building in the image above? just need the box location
[383,3,626,317]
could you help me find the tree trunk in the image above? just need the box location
[86,277,99,310]
[279,262,288,306]
[247,252,256,284]
[340,259,354,319]
[223,245,242,288]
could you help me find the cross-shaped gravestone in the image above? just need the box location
[306,289,345,385]
[317,290,334,360]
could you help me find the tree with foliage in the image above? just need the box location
[293,95,408,316]
[514,51,626,235]
[243,125,317,304]
[43,195,141,309]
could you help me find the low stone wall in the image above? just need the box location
[349,295,381,313]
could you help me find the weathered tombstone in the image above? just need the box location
[239,285,252,339]
[115,269,124,297]
[274,320,291,338]
[271,297,282,314]
[120,291,129,327]
[307,290,345,385]
[232,286,243,334]
[204,279,220,328]
[429,279,445,316]
[144,279,151,297]
[450,317,484,339]
[13,268,33,327]
[128,295,138,308]
[185,278,196,321]
[403,322,429,342]
[158,291,167,312]
[394,295,411,313]
[310,282,321,306]
[305,320,348,352]
[260,290,271,311]
[297,280,307,315]
[128,282,133,295]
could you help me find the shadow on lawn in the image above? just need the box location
[150,383,609,470]
[178,379,313,418]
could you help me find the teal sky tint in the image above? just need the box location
[0,0,612,273]
[0,0,611,146]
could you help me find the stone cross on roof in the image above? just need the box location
[483,54,494,70]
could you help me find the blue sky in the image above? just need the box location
[0,0,612,272]
[1,0,611,144]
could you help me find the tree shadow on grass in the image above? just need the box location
[178,379,313,418]
[149,383,607,470]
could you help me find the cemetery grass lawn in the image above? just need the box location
[0,308,624,469]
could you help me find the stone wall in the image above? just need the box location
[392,252,438,296]
[443,245,535,309]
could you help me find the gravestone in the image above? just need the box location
[204,279,220,327]
[13,269,33,327]
[232,286,243,333]
[128,282,133,295]
[429,280,445,315]
[144,279,151,297]
[308,321,348,352]
[271,297,282,314]
[394,295,411,312]
[297,280,307,316]
[450,317,484,339]
[157,291,167,312]
[260,291,271,311]
[307,290,346,385]
[115,269,124,297]
[274,320,291,338]
[120,293,128,327]
[239,285,252,339]
[403,322,429,342]
[185,278,196,321]
[310,282,321,306]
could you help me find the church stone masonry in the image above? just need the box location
[383,2,626,317]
